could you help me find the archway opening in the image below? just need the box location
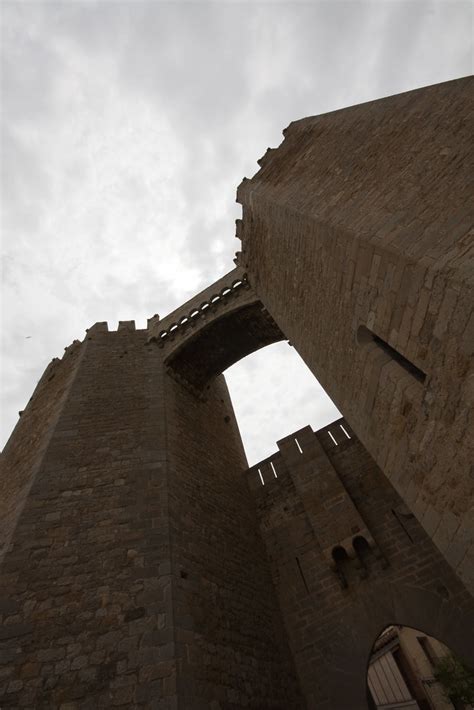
[157,275,341,465]
[164,300,285,392]
[367,625,474,710]
[224,341,340,464]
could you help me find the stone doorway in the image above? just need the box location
[367,625,474,710]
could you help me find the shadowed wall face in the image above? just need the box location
[0,340,84,566]
[165,301,283,391]
[237,76,474,593]
[148,267,285,396]
[0,324,302,709]
[1,78,473,710]
[246,422,474,709]
[165,374,303,708]
[0,325,178,707]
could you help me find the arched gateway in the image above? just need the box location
[148,266,284,394]
[1,76,473,708]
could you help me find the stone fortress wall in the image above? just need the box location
[0,338,85,567]
[246,419,474,708]
[1,77,473,708]
[236,75,474,593]
[0,322,302,709]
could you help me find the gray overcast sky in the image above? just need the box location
[1,0,472,464]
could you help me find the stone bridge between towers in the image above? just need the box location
[147,266,285,395]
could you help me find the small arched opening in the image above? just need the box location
[156,270,341,464]
[332,545,351,589]
[353,535,372,577]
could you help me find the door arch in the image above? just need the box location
[322,582,474,710]
[367,624,474,710]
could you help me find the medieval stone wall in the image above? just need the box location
[147,267,284,396]
[0,339,85,566]
[0,323,178,707]
[237,76,474,593]
[247,420,474,709]
[1,77,473,709]
[165,374,303,709]
[0,324,303,709]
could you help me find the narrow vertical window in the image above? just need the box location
[294,438,303,454]
[357,326,426,384]
[340,424,351,439]
[332,546,349,589]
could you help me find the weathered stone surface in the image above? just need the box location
[1,77,473,709]
[237,75,474,592]
[247,420,474,708]
[0,326,301,708]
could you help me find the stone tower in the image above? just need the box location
[1,76,473,708]
[234,75,474,595]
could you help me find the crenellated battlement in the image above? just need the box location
[85,319,147,334]
[234,119,308,268]
[32,338,84,393]
[246,417,353,491]
[247,418,389,589]
[19,321,149,417]
[145,268,284,394]
[146,267,250,347]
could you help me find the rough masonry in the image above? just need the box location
[235,75,474,593]
[1,76,473,708]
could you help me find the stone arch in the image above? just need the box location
[353,535,372,575]
[320,581,474,710]
[164,300,285,392]
[366,623,464,710]
[147,267,286,393]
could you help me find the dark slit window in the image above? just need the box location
[357,326,426,384]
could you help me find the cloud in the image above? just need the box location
[225,342,341,466]
[1,0,472,454]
